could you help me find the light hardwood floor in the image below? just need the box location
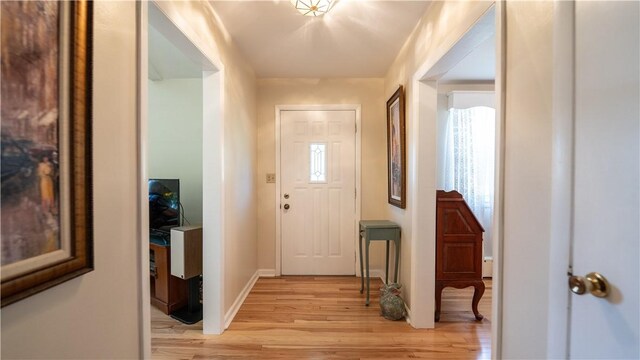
[152,276,492,359]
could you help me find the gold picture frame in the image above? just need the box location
[386,85,406,209]
[1,1,94,307]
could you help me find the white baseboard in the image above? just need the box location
[404,303,413,325]
[369,269,386,283]
[369,269,406,285]
[482,257,493,278]
[258,269,276,277]
[224,270,259,329]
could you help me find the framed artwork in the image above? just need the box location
[1,1,93,307]
[386,85,406,209]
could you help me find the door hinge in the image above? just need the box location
[355,188,357,199]
[355,123,357,133]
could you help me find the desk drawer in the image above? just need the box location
[363,228,399,241]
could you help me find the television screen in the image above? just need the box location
[148,179,180,231]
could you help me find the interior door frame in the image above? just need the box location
[275,105,362,276]
[546,1,574,357]
[409,2,505,355]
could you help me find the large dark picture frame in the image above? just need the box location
[1,1,93,307]
[386,85,406,209]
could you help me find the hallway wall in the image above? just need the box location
[501,1,554,357]
[384,0,557,354]
[383,0,495,311]
[256,78,389,274]
[1,2,142,358]
[154,1,259,318]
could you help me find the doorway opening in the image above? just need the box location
[436,42,497,279]
[147,7,204,325]
[138,3,225,354]
[409,3,503,357]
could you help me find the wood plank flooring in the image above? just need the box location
[152,276,492,359]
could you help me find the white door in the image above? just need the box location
[280,110,356,275]
[569,1,639,358]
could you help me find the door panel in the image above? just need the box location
[281,110,356,275]
[570,2,639,358]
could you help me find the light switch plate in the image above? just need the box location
[266,173,276,183]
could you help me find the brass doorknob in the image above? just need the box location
[569,275,587,295]
[568,272,610,298]
[283,204,290,210]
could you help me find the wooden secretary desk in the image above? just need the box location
[435,190,485,322]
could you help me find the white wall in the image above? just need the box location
[383,0,495,313]
[1,2,142,358]
[148,78,203,225]
[383,0,559,353]
[153,1,259,317]
[501,1,554,358]
[256,78,388,274]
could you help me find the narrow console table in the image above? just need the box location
[359,220,401,306]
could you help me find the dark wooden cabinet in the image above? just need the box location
[150,243,188,314]
[435,190,485,321]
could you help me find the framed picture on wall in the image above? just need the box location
[1,0,94,307]
[387,85,406,209]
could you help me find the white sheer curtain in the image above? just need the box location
[442,106,496,256]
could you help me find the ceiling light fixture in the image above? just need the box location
[290,0,334,17]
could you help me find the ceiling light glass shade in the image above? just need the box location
[290,0,334,17]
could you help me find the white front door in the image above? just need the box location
[280,110,356,275]
[569,1,639,358]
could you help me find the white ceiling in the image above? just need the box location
[148,23,202,80]
[439,33,495,83]
[209,0,431,78]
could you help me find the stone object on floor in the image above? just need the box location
[379,283,407,320]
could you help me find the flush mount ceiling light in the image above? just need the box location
[290,0,334,17]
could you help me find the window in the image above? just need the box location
[442,104,496,256]
[309,143,326,183]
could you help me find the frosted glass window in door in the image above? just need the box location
[309,143,327,183]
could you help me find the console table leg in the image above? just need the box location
[385,241,389,284]
[472,281,486,321]
[359,232,364,294]
[393,237,400,283]
[434,282,443,322]
[365,240,370,306]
